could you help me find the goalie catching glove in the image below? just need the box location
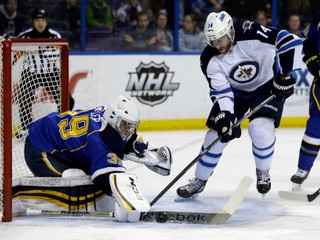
[124,140,172,176]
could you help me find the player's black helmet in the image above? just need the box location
[31,9,48,19]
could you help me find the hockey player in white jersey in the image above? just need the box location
[177,11,303,198]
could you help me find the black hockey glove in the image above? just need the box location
[272,74,296,100]
[215,111,241,143]
[303,55,320,78]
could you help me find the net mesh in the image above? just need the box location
[0,39,66,220]
[11,44,63,178]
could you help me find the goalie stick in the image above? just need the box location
[278,188,320,202]
[150,95,276,206]
[27,176,252,224]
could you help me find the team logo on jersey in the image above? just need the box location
[229,61,259,83]
[126,62,179,106]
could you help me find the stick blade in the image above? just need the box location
[209,176,253,224]
[279,188,320,202]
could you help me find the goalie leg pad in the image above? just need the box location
[114,202,142,223]
[110,173,150,222]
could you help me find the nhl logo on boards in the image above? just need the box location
[126,61,180,106]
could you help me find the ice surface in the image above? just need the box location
[1,129,320,240]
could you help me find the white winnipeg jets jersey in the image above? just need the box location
[200,19,303,112]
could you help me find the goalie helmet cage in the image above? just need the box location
[0,38,69,222]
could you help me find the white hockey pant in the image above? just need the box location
[195,129,228,180]
[248,117,276,171]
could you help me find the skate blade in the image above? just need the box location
[174,194,199,202]
[292,183,302,191]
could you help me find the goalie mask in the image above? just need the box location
[104,96,140,140]
[203,11,234,48]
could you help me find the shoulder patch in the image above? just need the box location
[242,20,253,33]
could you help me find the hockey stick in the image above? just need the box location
[150,94,276,206]
[26,176,253,224]
[26,209,113,217]
[278,188,320,202]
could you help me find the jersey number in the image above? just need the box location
[58,113,89,139]
[107,153,123,166]
[257,26,271,39]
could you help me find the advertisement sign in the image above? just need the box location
[69,55,312,128]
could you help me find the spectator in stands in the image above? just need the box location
[155,11,173,52]
[178,13,206,52]
[286,13,302,36]
[121,11,158,51]
[192,0,223,29]
[15,8,74,139]
[161,0,192,30]
[255,9,270,27]
[223,0,257,22]
[279,0,312,28]
[114,0,142,29]
[50,0,81,50]
[16,0,42,29]
[0,0,23,37]
[86,0,113,32]
[144,0,165,18]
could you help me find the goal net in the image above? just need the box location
[0,38,69,222]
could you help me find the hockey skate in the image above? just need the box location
[256,168,271,196]
[176,178,207,200]
[290,169,309,191]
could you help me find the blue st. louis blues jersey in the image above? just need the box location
[28,106,126,179]
[301,14,320,114]
[301,14,320,56]
[200,19,303,113]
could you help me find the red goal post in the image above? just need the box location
[0,38,69,222]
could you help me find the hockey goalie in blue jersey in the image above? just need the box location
[176,11,303,199]
[24,95,172,222]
